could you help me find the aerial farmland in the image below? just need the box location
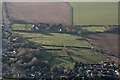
[2,2,119,79]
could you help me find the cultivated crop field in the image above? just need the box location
[5,2,118,25]
[5,2,72,25]
[87,32,119,54]
[70,2,118,25]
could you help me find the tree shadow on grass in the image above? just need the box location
[34,50,72,67]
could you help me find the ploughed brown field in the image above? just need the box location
[87,33,119,53]
[5,2,72,25]
[86,28,120,64]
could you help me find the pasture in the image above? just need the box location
[19,32,90,47]
[70,2,118,25]
[81,27,106,32]
[12,24,107,68]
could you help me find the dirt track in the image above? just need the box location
[5,2,72,25]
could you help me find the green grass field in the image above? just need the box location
[12,24,31,30]
[18,32,106,68]
[70,2,118,25]
[39,49,106,68]
[19,32,90,47]
[12,24,107,68]
[81,27,106,32]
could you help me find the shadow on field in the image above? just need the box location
[106,27,120,34]
[35,50,75,67]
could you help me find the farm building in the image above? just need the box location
[4,2,73,26]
